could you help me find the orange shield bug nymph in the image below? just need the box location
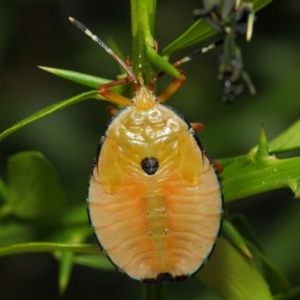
[69,17,223,283]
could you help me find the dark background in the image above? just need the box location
[1,0,300,299]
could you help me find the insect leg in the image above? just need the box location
[191,122,204,132]
[212,160,223,174]
[156,70,186,103]
[99,77,133,106]
[106,106,119,116]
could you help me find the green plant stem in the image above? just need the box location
[142,283,166,300]
[0,242,100,257]
[130,0,156,81]
[220,154,300,201]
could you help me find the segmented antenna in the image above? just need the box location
[69,17,136,81]
[149,39,224,89]
[173,39,224,68]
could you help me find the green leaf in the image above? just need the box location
[0,242,99,257]
[58,251,74,295]
[162,18,217,58]
[222,218,289,296]
[197,237,273,300]
[3,151,65,219]
[57,204,88,226]
[0,90,98,142]
[48,225,91,246]
[263,201,300,283]
[230,214,262,251]
[247,241,290,296]
[147,47,181,79]
[251,0,273,11]
[74,254,114,271]
[269,119,300,154]
[39,66,110,89]
[47,205,91,244]
[39,67,133,98]
[222,219,253,259]
[162,0,273,58]
[230,215,290,296]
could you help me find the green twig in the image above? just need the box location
[142,283,166,300]
[130,0,157,81]
[0,242,100,257]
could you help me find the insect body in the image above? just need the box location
[70,17,223,283]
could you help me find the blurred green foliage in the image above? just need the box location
[0,0,300,299]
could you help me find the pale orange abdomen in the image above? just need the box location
[88,104,223,282]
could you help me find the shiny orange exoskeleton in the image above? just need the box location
[70,18,223,283]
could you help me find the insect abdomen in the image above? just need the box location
[88,149,222,282]
[87,105,223,282]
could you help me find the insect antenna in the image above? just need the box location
[149,39,224,90]
[173,39,224,68]
[69,17,137,83]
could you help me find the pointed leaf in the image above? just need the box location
[147,47,182,78]
[247,241,290,295]
[251,0,273,11]
[39,67,110,89]
[4,151,65,219]
[231,215,290,295]
[222,219,253,259]
[230,214,262,250]
[58,251,74,295]
[0,90,98,142]
[162,18,216,58]
[74,254,114,271]
[162,0,272,58]
[197,237,273,300]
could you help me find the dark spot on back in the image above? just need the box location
[157,272,176,282]
[142,272,188,284]
[141,157,159,175]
